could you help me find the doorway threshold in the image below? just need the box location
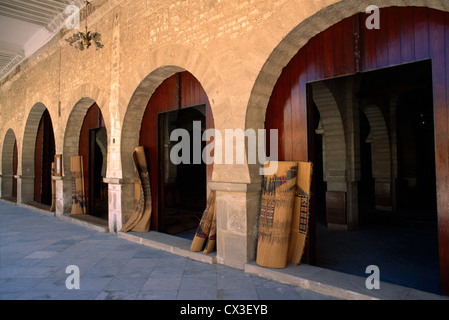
[60,214,109,233]
[1,196,17,203]
[24,201,52,213]
[117,230,216,265]
[245,261,448,300]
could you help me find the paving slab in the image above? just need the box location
[0,200,335,300]
[2,199,446,301]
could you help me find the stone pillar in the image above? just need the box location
[103,177,133,233]
[209,181,261,269]
[61,175,74,215]
[16,175,34,204]
[344,80,361,230]
[312,82,349,230]
[374,179,392,211]
[104,6,127,234]
[326,174,348,229]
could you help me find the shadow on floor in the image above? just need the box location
[314,210,441,295]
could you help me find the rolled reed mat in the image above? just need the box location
[128,146,152,232]
[203,200,217,254]
[256,161,298,269]
[50,162,56,212]
[287,161,313,265]
[121,147,152,232]
[190,190,216,252]
[70,156,86,215]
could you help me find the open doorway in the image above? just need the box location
[158,105,207,238]
[311,60,440,294]
[88,127,108,220]
[138,71,214,236]
[77,103,108,223]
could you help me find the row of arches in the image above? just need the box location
[1,71,213,228]
[1,101,107,211]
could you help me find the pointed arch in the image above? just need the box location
[20,103,56,203]
[62,97,108,214]
[362,104,391,180]
[312,81,347,188]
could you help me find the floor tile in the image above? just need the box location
[0,200,338,301]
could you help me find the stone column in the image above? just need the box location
[326,173,348,229]
[16,175,34,204]
[312,81,349,229]
[53,176,66,216]
[104,7,128,234]
[329,77,361,230]
[209,181,261,269]
[103,177,133,233]
[344,79,361,230]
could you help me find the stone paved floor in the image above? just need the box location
[0,200,336,300]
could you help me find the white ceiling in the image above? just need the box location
[0,0,85,80]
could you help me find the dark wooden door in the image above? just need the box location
[265,7,449,294]
[34,110,55,205]
[79,103,105,215]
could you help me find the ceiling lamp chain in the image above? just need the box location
[66,1,104,51]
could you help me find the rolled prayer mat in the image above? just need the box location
[256,161,298,269]
[190,190,216,252]
[122,146,152,232]
[70,156,86,215]
[121,151,144,232]
[203,200,217,254]
[287,161,313,265]
[128,146,152,232]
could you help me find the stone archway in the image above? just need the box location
[20,103,55,204]
[118,46,258,268]
[362,104,392,210]
[119,46,233,227]
[121,66,219,226]
[245,0,449,139]
[120,45,234,186]
[253,3,448,292]
[61,89,110,216]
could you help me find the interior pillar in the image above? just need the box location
[389,94,400,211]
[0,175,13,197]
[54,176,65,216]
[329,77,362,230]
